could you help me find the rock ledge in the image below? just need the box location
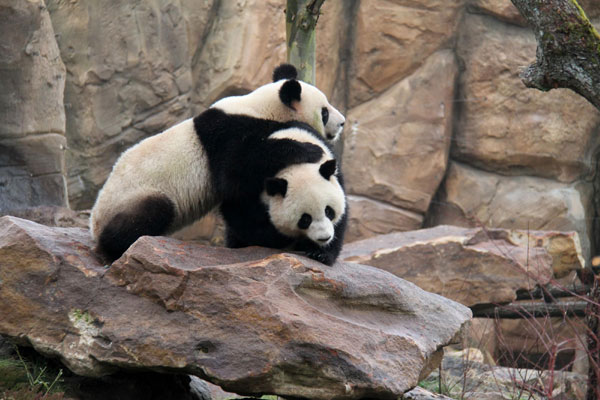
[0,216,471,400]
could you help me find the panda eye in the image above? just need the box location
[321,107,329,125]
[297,213,312,229]
[325,206,335,220]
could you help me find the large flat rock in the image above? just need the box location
[0,216,471,400]
[341,225,583,307]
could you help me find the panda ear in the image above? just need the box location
[273,64,298,82]
[279,80,302,110]
[265,178,288,197]
[319,159,337,180]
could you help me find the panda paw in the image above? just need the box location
[306,250,335,266]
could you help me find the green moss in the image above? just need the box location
[69,309,94,325]
[566,0,600,50]
[571,0,600,37]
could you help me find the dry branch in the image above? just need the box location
[472,301,588,318]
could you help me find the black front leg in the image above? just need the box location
[294,238,336,266]
[261,139,324,173]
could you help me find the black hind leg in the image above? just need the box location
[98,194,176,262]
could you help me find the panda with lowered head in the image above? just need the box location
[90,64,345,262]
[219,126,347,266]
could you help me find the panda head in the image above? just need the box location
[212,64,345,141]
[272,64,345,141]
[262,159,345,246]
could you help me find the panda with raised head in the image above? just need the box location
[90,64,345,261]
[220,127,347,266]
[213,64,344,141]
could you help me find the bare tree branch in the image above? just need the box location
[510,0,600,111]
[472,301,588,318]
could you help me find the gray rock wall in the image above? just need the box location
[46,0,214,208]
[2,0,599,259]
[0,0,67,212]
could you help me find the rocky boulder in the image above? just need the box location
[0,216,472,400]
[341,225,584,307]
[429,162,593,260]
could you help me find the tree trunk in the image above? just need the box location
[285,0,326,84]
[510,0,600,111]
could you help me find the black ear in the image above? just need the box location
[273,64,298,82]
[319,159,337,180]
[279,80,302,110]
[265,178,288,197]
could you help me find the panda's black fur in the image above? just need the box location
[198,107,347,265]
[273,63,298,81]
[92,64,346,262]
[221,166,347,266]
[98,195,176,260]
[193,108,324,201]
[97,109,324,261]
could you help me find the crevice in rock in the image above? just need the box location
[347,194,423,218]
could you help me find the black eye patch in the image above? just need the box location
[321,107,329,125]
[325,206,335,220]
[297,213,312,229]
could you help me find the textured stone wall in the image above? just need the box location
[2,0,600,259]
[0,0,67,212]
[338,0,600,261]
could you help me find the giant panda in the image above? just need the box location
[220,127,347,266]
[213,64,345,141]
[90,65,345,261]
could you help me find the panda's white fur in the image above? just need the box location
[264,161,345,244]
[261,128,345,245]
[90,64,345,261]
[212,79,345,141]
[90,118,212,242]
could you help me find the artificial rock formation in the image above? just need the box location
[46,0,209,209]
[0,216,472,400]
[341,225,584,307]
[454,13,600,183]
[3,0,597,254]
[430,162,593,260]
[345,195,423,243]
[348,0,464,107]
[0,0,67,212]
[343,50,457,239]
